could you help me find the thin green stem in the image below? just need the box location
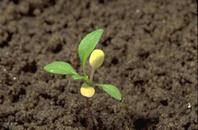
[83,65,86,76]
[86,67,96,129]
[90,68,95,83]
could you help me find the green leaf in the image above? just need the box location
[78,29,104,69]
[97,84,122,101]
[72,75,88,81]
[44,61,77,75]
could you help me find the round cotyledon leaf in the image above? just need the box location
[80,83,95,98]
[89,49,105,70]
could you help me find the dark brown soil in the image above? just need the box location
[0,0,197,130]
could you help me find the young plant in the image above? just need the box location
[44,29,122,101]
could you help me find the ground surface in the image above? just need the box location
[0,0,197,130]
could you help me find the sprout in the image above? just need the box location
[44,29,122,101]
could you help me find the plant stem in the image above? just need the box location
[83,65,86,76]
[90,68,95,83]
[85,68,96,129]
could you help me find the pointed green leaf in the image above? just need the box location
[78,29,104,69]
[44,61,77,75]
[97,84,122,101]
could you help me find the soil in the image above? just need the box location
[0,0,197,130]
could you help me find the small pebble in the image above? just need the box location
[13,77,17,80]
[135,9,140,13]
[187,103,191,109]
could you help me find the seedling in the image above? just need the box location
[44,29,122,101]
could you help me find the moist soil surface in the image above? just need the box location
[0,0,197,130]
